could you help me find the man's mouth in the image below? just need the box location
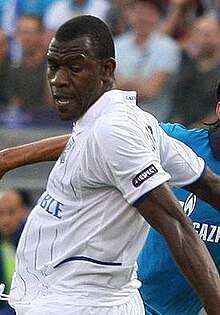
[54,95,74,105]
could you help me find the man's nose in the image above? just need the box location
[51,68,70,87]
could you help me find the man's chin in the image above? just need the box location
[55,108,73,121]
[58,113,73,121]
[55,104,80,121]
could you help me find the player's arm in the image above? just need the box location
[137,183,220,315]
[0,134,70,178]
[184,167,220,212]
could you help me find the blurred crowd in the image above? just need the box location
[0,188,32,315]
[0,2,220,313]
[0,0,220,128]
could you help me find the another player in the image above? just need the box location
[0,15,220,315]
[138,81,220,315]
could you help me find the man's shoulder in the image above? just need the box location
[160,122,207,144]
[90,90,159,141]
[92,105,156,142]
[160,122,186,134]
[160,122,205,136]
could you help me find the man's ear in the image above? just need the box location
[216,102,220,120]
[101,58,116,81]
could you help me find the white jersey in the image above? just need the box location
[10,90,205,308]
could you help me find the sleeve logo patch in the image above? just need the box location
[132,164,158,187]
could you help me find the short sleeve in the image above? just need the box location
[92,118,171,205]
[159,126,205,187]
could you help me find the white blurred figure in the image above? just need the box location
[44,0,111,33]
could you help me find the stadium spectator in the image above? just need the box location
[170,16,220,127]
[0,188,29,315]
[1,15,53,128]
[115,0,181,122]
[0,0,56,61]
[10,14,49,106]
[0,15,220,314]
[105,0,130,37]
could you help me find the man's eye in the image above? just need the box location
[70,66,83,73]
[48,64,57,71]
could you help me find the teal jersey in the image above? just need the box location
[138,122,220,315]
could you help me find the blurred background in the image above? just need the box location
[0,2,219,314]
[0,0,220,204]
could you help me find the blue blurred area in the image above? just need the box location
[0,106,72,130]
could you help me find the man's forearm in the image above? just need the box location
[185,167,220,212]
[0,134,69,178]
[138,183,220,314]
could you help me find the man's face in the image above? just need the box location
[17,17,43,53]
[126,2,161,35]
[47,36,106,121]
[190,18,220,58]
[0,191,26,239]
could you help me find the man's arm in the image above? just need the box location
[185,167,220,212]
[0,134,70,178]
[137,182,220,315]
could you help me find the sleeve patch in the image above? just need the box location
[132,164,158,187]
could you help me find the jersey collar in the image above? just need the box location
[74,89,137,134]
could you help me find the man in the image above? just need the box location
[0,15,220,314]
[170,16,220,127]
[0,188,29,315]
[9,15,51,109]
[138,93,220,314]
[1,15,53,128]
[115,0,180,121]
[2,83,220,315]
